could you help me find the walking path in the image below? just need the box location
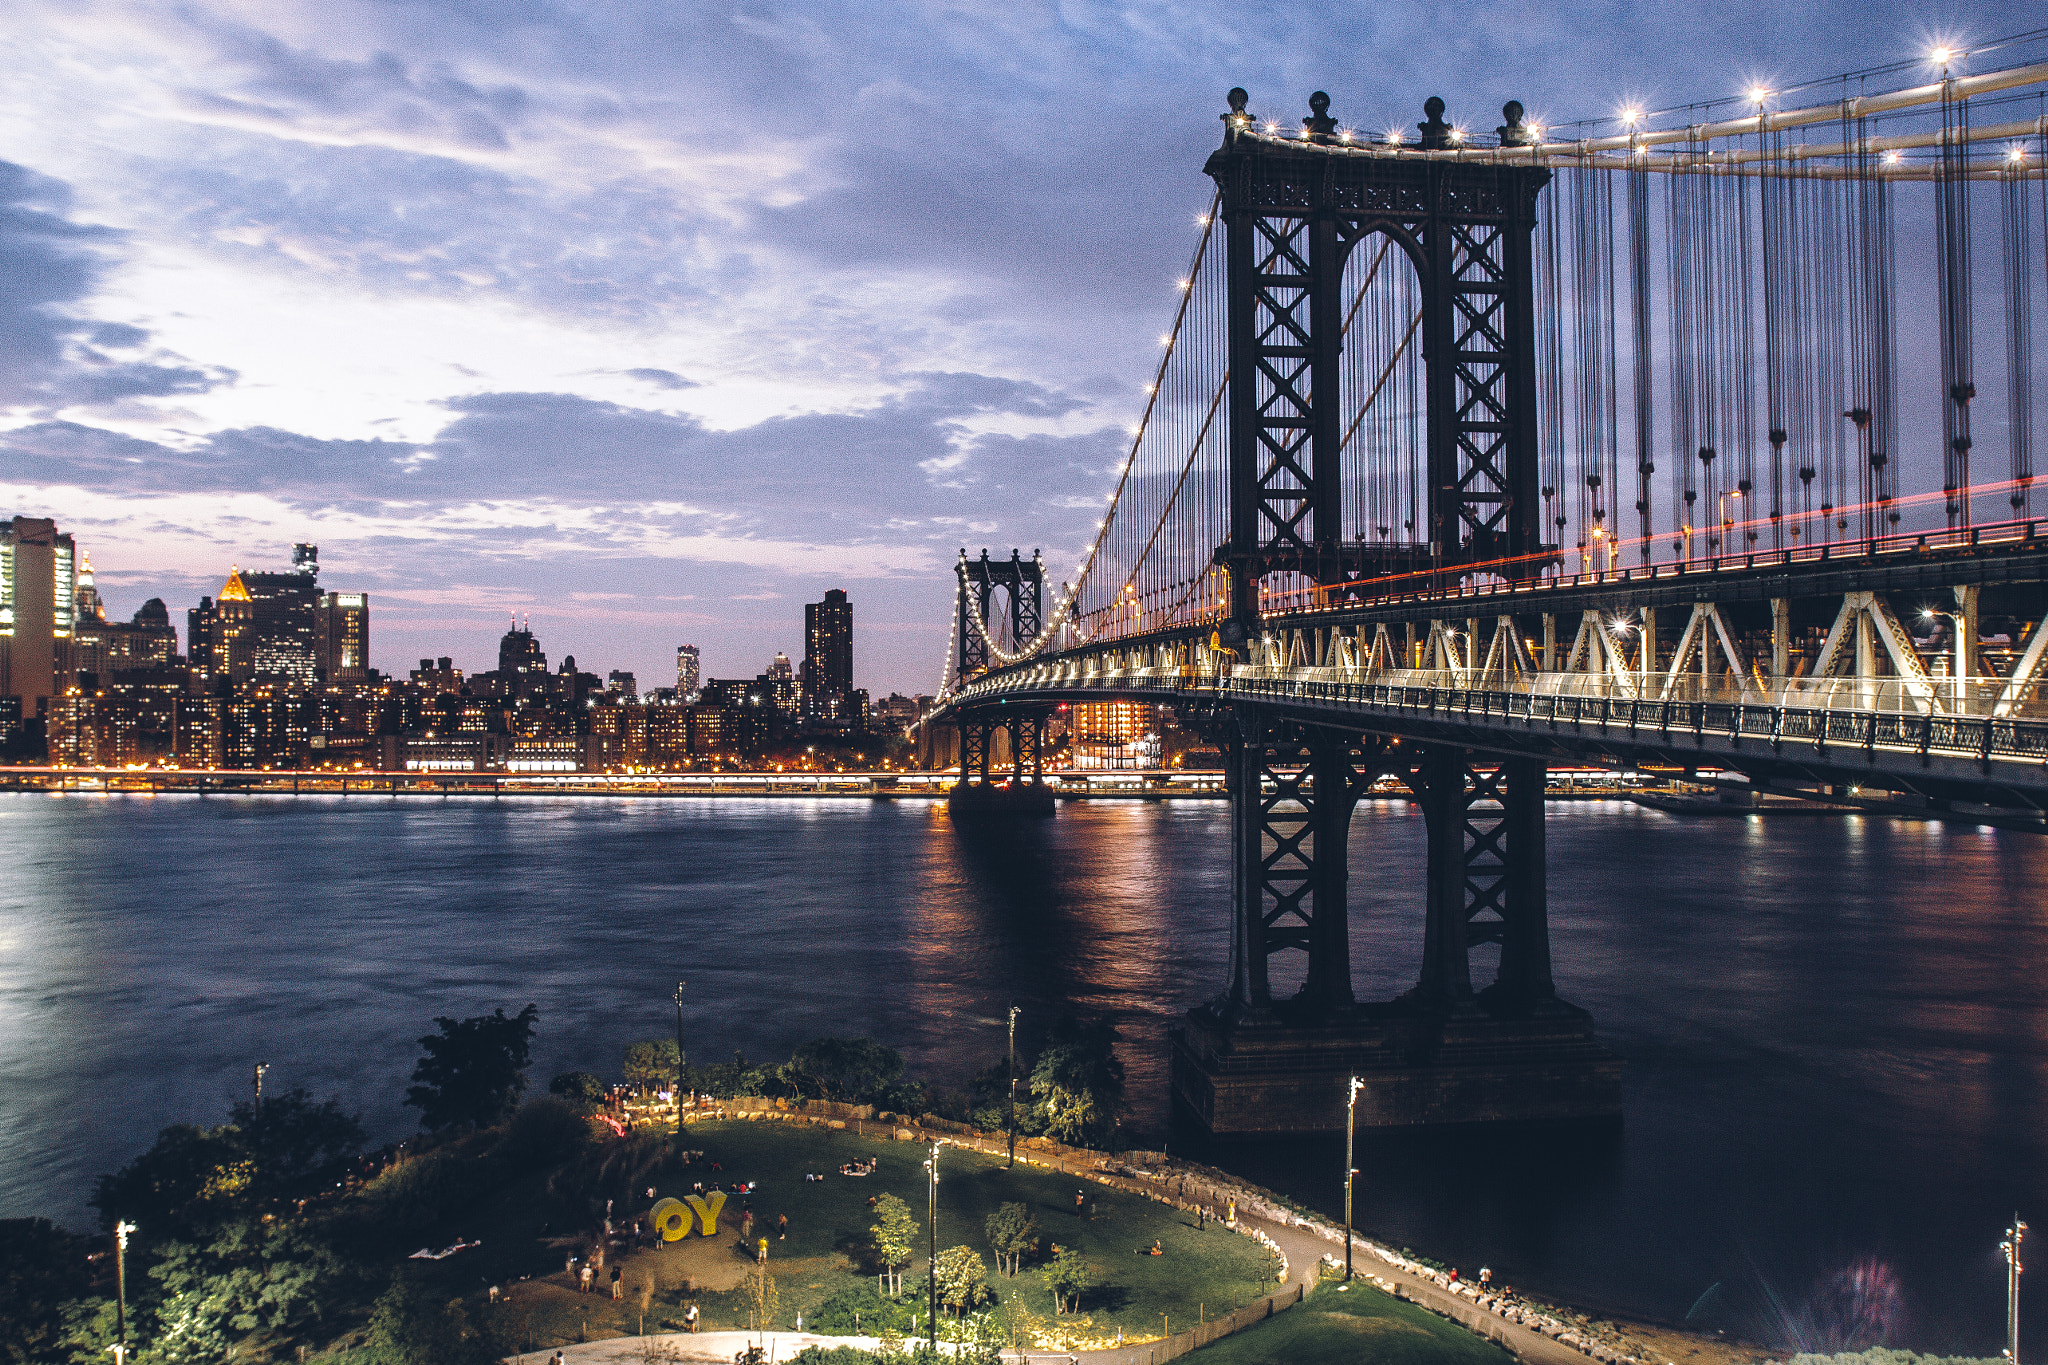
[513,1112,1646,1365]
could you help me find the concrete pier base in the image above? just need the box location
[1169,1000,1621,1134]
[946,780,1057,818]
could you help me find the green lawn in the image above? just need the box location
[1184,1279,1515,1365]
[670,1121,1279,1338]
[397,1119,1280,1352]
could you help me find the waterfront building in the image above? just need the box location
[676,643,700,697]
[1,515,77,717]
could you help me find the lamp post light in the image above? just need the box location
[672,980,687,1119]
[1007,1005,1021,1169]
[252,1062,268,1113]
[923,1142,941,1352]
[111,1220,136,1365]
[2005,1216,2027,1365]
[1344,1077,1364,1280]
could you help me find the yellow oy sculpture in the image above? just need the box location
[682,1189,726,1237]
[650,1197,690,1242]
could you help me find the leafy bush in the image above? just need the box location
[548,1071,608,1111]
[807,1280,911,1335]
[498,1097,593,1169]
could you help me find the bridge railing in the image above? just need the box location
[945,663,2048,774]
[1233,665,2035,719]
[1249,517,2048,616]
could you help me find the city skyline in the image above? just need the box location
[0,0,2000,693]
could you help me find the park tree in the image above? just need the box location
[404,1004,539,1131]
[933,1245,993,1317]
[872,1193,919,1297]
[984,1202,1037,1278]
[367,1276,499,1365]
[785,1037,906,1105]
[622,1039,680,1095]
[1040,1245,1092,1315]
[1029,1016,1125,1149]
[744,1262,780,1334]
[0,1217,91,1365]
[225,1089,366,1202]
[548,1071,608,1111]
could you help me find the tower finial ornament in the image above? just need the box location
[1497,100,1535,146]
[1222,87,1251,144]
[1418,96,1451,149]
[1303,90,1337,143]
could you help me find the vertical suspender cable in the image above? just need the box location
[1629,141,1656,562]
[1540,167,1567,569]
[1761,113,1791,551]
[1937,70,1976,530]
[2003,140,2036,521]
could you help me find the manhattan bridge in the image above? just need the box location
[920,41,2048,1136]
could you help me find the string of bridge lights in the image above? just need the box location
[945,193,1223,677]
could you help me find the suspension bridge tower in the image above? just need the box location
[1170,91,1620,1135]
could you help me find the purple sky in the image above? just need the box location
[0,1,2005,692]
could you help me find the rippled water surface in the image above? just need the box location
[2,792,2043,1352]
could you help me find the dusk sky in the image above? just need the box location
[0,0,2009,694]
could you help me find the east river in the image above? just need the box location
[2,792,2043,1352]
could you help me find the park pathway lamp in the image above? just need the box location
[684,982,700,1121]
[2005,1217,2027,1365]
[1344,1076,1364,1280]
[1007,1005,1021,1168]
[252,1062,267,1113]
[923,1142,941,1351]
[111,1220,135,1365]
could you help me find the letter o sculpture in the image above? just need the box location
[650,1197,690,1242]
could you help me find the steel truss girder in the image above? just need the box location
[1208,134,1549,601]
[1224,707,1395,1017]
[1398,747,1555,1010]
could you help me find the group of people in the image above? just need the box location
[837,1156,877,1176]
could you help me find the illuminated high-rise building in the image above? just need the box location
[676,643,700,696]
[801,588,853,724]
[1,516,78,715]
[188,569,256,679]
[318,591,369,680]
[500,616,546,673]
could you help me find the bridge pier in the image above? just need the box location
[1171,714,1619,1135]
[946,708,1055,817]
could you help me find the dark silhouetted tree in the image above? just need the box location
[404,1005,539,1131]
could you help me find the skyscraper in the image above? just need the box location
[802,589,853,724]
[188,569,258,680]
[676,643,700,697]
[1,516,78,715]
[238,550,321,681]
[500,617,545,673]
[318,592,369,680]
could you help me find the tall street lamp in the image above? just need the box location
[672,980,687,1119]
[1007,1005,1021,1169]
[1343,1077,1364,1281]
[111,1220,136,1365]
[252,1062,267,1113]
[2005,1216,2028,1365]
[924,1141,941,1351]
